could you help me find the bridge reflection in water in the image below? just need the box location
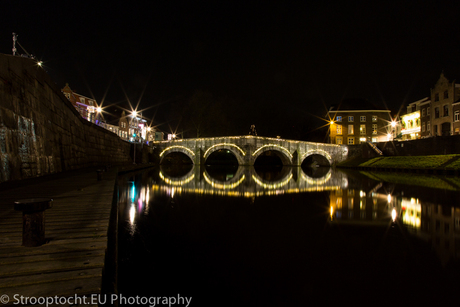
[156,165,348,197]
[121,165,460,266]
[118,166,460,305]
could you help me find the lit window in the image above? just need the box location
[372,124,377,135]
[336,137,343,145]
[455,111,460,122]
[360,124,366,134]
[360,116,366,122]
[348,125,354,134]
[80,98,85,104]
[372,137,377,142]
[348,137,354,145]
[336,116,342,122]
[336,125,342,134]
[372,116,377,122]
[427,121,431,131]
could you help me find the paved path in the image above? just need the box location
[0,167,119,306]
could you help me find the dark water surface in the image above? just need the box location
[117,166,460,306]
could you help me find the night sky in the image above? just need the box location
[3,0,460,140]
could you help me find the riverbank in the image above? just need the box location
[338,154,460,174]
[0,163,155,306]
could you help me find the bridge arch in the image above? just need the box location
[203,167,246,190]
[203,143,246,165]
[252,169,294,190]
[252,144,293,165]
[159,145,195,164]
[159,167,196,185]
[301,149,332,166]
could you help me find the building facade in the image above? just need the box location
[400,97,430,140]
[118,111,164,142]
[429,73,460,136]
[61,84,99,124]
[328,109,393,145]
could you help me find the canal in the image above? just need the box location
[116,165,460,306]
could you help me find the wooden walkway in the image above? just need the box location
[0,168,118,306]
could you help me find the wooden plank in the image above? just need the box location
[0,268,102,288]
[0,239,108,257]
[0,250,106,266]
[0,255,104,278]
[1,275,102,301]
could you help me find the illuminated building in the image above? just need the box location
[61,83,98,123]
[118,110,163,143]
[327,99,393,145]
[400,98,429,140]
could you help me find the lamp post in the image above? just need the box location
[131,111,137,164]
[96,106,102,126]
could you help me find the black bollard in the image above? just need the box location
[14,198,53,247]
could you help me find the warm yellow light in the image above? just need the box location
[96,107,102,113]
[391,121,397,127]
[391,208,397,222]
[37,61,43,67]
[159,145,195,157]
[203,143,246,157]
[129,204,136,225]
[330,121,334,125]
[132,111,138,117]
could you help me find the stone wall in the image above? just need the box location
[0,54,132,182]
[377,135,460,156]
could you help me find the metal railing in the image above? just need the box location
[366,141,383,155]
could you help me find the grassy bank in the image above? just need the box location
[360,170,460,191]
[338,154,460,171]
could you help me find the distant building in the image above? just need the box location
[327,99,394,145]
[400,97,430,140]
[61,84,99,123]
[118,110,164,143]
[118,111,129,141]
[430,73,460,136]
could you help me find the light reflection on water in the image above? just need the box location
[117,166,460,305]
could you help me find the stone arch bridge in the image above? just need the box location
[152,136,349,166]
